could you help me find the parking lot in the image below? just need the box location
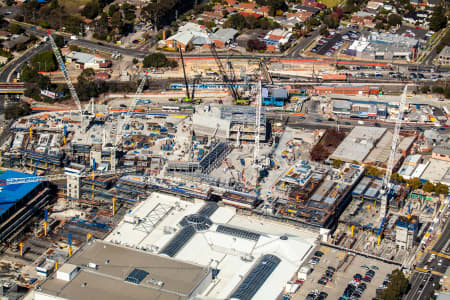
[310,30,360,57]
[292,246,398,300]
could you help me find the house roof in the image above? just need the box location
[434,143,450,156]
[225,0,237,6]
[212,28,238,43]
[258,6,270,13]
[239,12,262,18]
[294,5,320,13]
[167,31,195,45]
[239,2,256,9]
[3,35,29,49]
[66,51,105,64]
[179,22,204,33]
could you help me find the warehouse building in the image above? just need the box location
[35,240,212,300]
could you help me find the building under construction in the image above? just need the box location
[193,105,268,143]
[273,161,364,228]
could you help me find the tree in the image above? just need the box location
[391,172,404,183]
[388,14,402,27]
[320,26,329,36]
[377,269,409,300]
[143,52,175,68]
[247,38,267,51]
[429,6,447,32]
[122,3,136,21]
[9,24,24,34]
[432,86,444,94]
[132,58,138,64]
[435,183,448,196]
[5,103,30,119]
[108,4,119,16]
[407,178,422,190]
[82,0,101,19]
[365,166,381,177]
[422,181,435,193]
[78,68,96,83]
[332,159,344,168]
[421,85,430,94]
[224,13,247,30]
[31,50,57,72]
[324,15,339,28]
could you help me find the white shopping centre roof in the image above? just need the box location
[106,192,318,300]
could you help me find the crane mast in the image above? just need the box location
[253,79,262,166]
[378,85,408,235]
[46,31,84,126]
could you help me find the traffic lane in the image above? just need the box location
[405,271,430,300]
[433,219,450,252]
[0,43,51,82]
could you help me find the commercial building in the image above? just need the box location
[211,28,238,48]
[346,32,419,61]
[65,51,111,70]
[438,46,450,65]
[313,85,380,96]
[35,240,212,300]
[105,192,318,300]
[432,143,450,162]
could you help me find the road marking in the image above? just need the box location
[429,251,450,259]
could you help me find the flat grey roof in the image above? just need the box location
[330,126,386,163]
[38,240,209,300]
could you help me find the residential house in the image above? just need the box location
[211,28,238,48]
[257,6,270,17]
[293,5,320,15]
[2,35,30,51]
[366,0,383,11]
[277,16,303,31]
[225,0,237,6]
[351,11,376,27]
[0,30,10,40]
[287,11,314,22]
[239,2,257,12]
[438,46,450,65]
[403,11,430,26]
[302,0,326,9]
[65,51,111,70]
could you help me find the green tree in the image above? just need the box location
[435,183,448,195]
[5,103,30,119]
[388,14,402,27]
[320,26,329,36]
[108,4,119,16]
[377,269,409,300]
[122,3,136,21]
[9,24,24,34]
[78,68,96,83]
[407,178,422,190]
[422,181,435,193]
[365,166,381,177]
[332,159,344,168]
[391,172,404,183]
[31,50,57,72]
[421,85,430,94]
[82,0,101,19]
[429,6,447,32]
[432,86,444,94]
[444,87,450,99]
[224,13,247,30]
[143,52,176,68]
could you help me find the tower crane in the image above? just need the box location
[377,84,408,245]
[111,71,149,171]
[46,30,87,130]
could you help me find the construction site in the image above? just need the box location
[0,29,447,300]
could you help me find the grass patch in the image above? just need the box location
[57,0,90,13]
[319,0,341,7]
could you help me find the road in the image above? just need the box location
[406,219,450,300]
[6,20,448,72]
[286,29,320,58]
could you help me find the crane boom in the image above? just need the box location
[47,31,83,118]
[379,85,408,223]
[115,72,148,147]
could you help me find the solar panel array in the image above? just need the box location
[198,202,218,217]
[160,225,196,257]
[216,225,260,241]
[124,268,148,284]
[230,254,281,300]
